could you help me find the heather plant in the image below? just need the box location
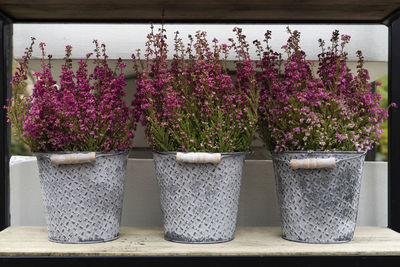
[132,26,258,152]
[7,38,135,152]
[256,28,392,152]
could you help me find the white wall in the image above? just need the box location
[10,158,388,227]
[13,24,388,61]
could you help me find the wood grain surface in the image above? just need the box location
[0,226,400,256]
[0,0,399,22]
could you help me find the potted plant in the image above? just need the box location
[255,28,392,243]
[132,26,259,243]
[6,38,135,243]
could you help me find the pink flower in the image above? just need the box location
[7,39,135,152]
[257,28,388,152]
[132,26,258,152]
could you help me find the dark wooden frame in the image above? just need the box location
[384,10,400,233]
[1,5,400,266]
[0,10,11,232]
[2,255,400,267]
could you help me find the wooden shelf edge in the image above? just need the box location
[0,226,400,257]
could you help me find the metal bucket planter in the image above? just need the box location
[35,151,128,244]
[153,151,246,243]
[271,151,366,244]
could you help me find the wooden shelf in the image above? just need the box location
[0,0,398,23]
[0,226,400,257]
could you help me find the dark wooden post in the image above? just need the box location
[0,12,12,230]
[385,10,400,233]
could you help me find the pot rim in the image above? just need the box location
[153,151,251,156]
[35,150,129,159]
[270,150,367,155]
[153,151,251,160]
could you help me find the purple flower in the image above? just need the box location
[6,39,135,152]
[257,28,389,152]
[132,26,259,152]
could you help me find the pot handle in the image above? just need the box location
[176,152,221,164]
[290,158,336,169]
[50,152,96,165]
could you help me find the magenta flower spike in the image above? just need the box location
[132,26,259,153]
[257,28,389,152]
[6,39,135,152]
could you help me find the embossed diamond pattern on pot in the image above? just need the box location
[272,151,366,244]
[36,152,128,244]
[153,152,245,243]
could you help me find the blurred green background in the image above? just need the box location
[375,75,389,161]
[10,60,33,156]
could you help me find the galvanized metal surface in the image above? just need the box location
[272,151,366,244]
[153,152,246,243]
[36,151,128,244]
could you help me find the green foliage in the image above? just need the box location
[375,75,389,161]
[11,133,33,156]
[10,58,34,156]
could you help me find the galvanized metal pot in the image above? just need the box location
[153,152,246,243]
[271,151,366,244]
[36,151,128,244]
